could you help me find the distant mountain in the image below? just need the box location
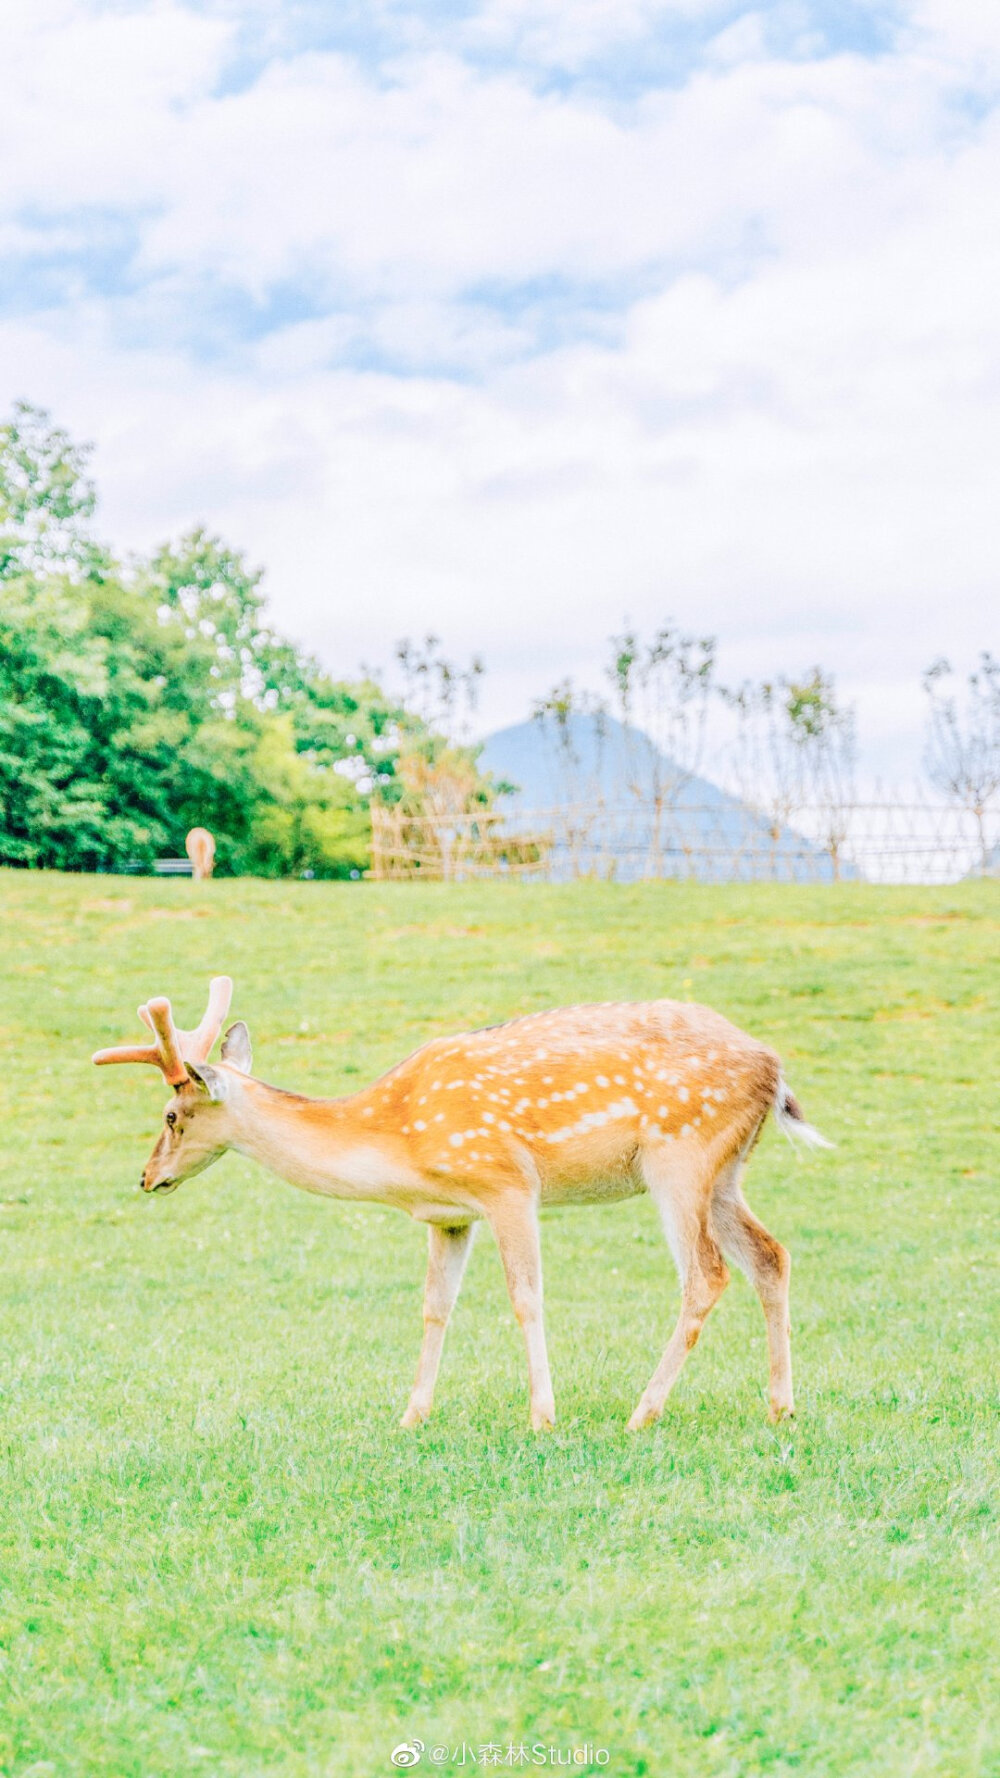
[479,711,847,882]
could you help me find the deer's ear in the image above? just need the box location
[186,1061,228,1102]
[221,1020,252,1074]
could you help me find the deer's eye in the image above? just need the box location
[165,1110,177,1129]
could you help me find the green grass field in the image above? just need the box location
[0,873,996,1778]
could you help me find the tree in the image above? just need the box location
[0,575,122,869]
[723,669,856,879]
[531,679,610,876]
[393,633,484,742]
[0,400,107,582]
[367,639,512,878]
[785,669,856,880]
[0,402,440,878]
[923,653,1000,871]
[606,622,716,875]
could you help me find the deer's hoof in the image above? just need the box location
[530,1405,556,1433]
[626,1402,660,1433]
[400,1403,430,1429]
[768,1402,795,1426]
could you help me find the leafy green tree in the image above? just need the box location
[0,401,107,582]
[0,403,495,880]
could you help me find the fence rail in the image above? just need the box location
[371,799,1000,886]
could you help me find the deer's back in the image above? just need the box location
[364,1001,779,1206]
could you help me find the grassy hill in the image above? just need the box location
[0,872,996,1776]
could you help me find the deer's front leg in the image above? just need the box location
[401,1222,476,1428]
[486,1191,555,1432]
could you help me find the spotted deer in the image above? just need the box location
[93,976,831,1431]
[184,827,215,880]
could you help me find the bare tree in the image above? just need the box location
[786,670,857,881]
[723,669,856,879]
[606,623,716,875]
[923,653,1000,871]
[532,680,610,876]
[394,634,484,743]
[722,680,805,873]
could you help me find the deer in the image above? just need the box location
[184,827,216,880]
[93,976,831,1432]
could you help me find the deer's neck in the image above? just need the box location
[230,1077,416,1202]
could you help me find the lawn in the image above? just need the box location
[0,872,996,1778]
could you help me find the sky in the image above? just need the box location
[1,0,998,782]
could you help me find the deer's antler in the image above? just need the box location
[93,976,233,1084]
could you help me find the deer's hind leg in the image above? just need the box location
[402,1222,477,1427]
[710,1153,793,1422]
[627,1145,730,1432]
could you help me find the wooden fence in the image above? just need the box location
[370,798,1000,886]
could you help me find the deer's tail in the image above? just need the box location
[773,1074,834,1151]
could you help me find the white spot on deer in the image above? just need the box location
[449,1132,464,1148]
[678,1086,690,1103]
[413,1120,427,1132]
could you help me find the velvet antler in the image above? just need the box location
[93,976,233,1085]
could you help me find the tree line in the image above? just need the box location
[2,401,996,876]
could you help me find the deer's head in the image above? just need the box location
[93,976,253,1193]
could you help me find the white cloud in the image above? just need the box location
[909,0,1000,72]
[0,0,997,783]
[458,0,733,67]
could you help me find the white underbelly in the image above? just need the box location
[408,1201,484,1226]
